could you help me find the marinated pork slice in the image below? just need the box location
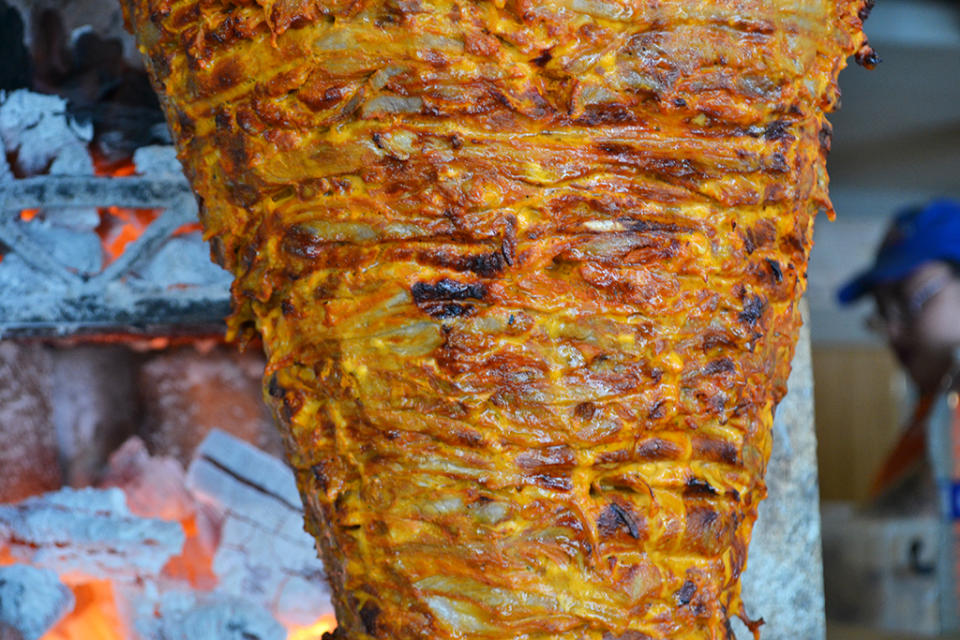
[121,0,871,637]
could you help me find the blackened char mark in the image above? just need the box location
[620,218,687,234]
[855,43,881,68]
[703,358,735,376]
[463,250,507,277]
[674,580,697,605]
[859,0,875,22]
[819,121,833,153]
[598,502,641,539]
[312,461,330,491]
[412,278,487,320]
[576,104,636,126]
[765,258,783,283]
[531,50,552,66]
[763,119,790,141]
[692,435,740,466]
[636,437,683,460]
[359,601,381,635]
[411,278,486,303]
[418,245,509,277]
[424,302,475,319]
[684,477,719,497]
[267,374,284,398]
[738,294,766,325]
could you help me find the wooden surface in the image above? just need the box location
[813,345,908,502]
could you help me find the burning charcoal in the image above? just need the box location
[0,565,74,640]
[187,429,301,520]
[139,347,283,466]
[0,254,67,310]
[134,590,285,640]
[134,235,233,290]
[50,345,139,487]
[0,89,92,176]
[187,430,334,626]
[133,145,183,178]
[20,223,101,276]
[0,487,185,581]
[273,574,333,628]
[99,437,195,522]
[0,341,61,503]
[42,135,100,232]
[39,206,101,233]
[48,140,93,176]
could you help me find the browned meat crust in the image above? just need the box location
[120,1,869,637]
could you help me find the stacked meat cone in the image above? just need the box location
[122,0,870,637]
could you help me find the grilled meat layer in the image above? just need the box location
[121,1,869,637]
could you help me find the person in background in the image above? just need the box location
[838,198,960,501]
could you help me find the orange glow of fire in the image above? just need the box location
[287,615,337,640]
[6,496,336,640]
[94,152,162,265]
[17,148,203,270]
[41,581,125,640]
[161,515,218,590]
[98,204,162,263]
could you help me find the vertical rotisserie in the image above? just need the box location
[120,0,870,637]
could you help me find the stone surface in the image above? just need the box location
[732,306,827,640]
[821,503,941,635]
[0,341,62,503]
[0,565,74,640]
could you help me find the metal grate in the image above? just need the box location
[0,175,231,337]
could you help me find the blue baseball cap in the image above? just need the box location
[837,199,960,304]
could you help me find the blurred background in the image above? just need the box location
[811,0,960,500]
[809,1,960,637]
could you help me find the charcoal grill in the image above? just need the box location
[0,174,231,337]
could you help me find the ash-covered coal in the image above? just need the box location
[7,0,168,163]
[0,564,74,640]
[0,428,335,640]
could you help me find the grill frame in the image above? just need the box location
[0,175,231,338]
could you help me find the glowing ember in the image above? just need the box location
[97,204,161,263]
[2,433,334,640]
[41,581,125,640]
[93,152,162,265]
[161,514,218,590]
[287,615,337,640]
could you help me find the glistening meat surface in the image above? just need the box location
[120,0,870,637]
